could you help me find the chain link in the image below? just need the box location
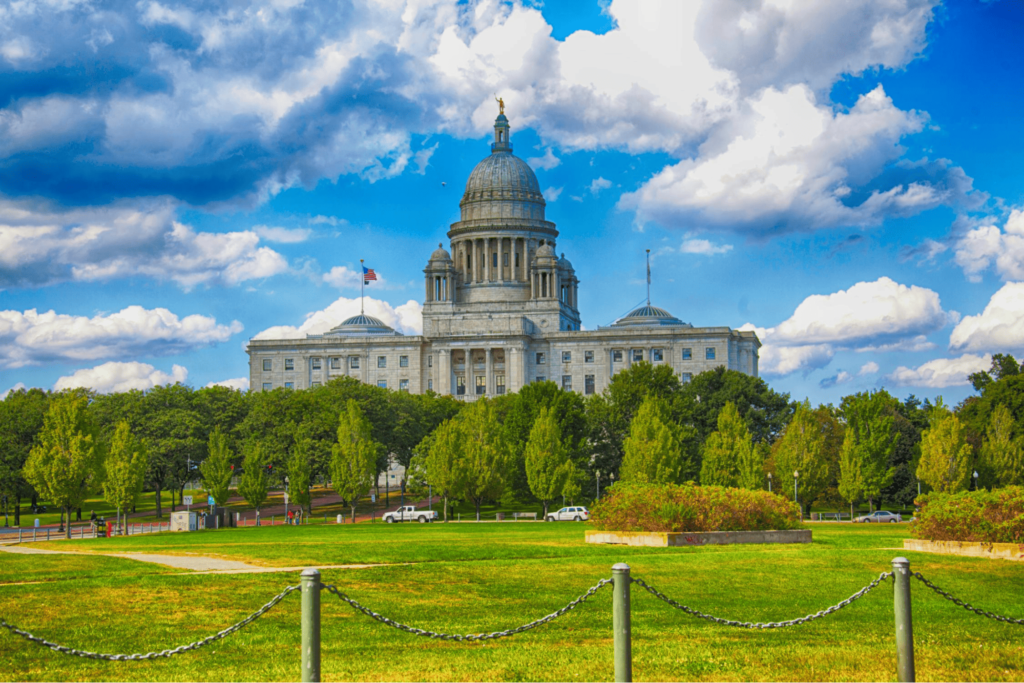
[630,572,893,629]
[0,585,299,660]
[912,572,1024,625]
[321,578,612,641]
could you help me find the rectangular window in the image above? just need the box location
[377,380,388,389]
[496,375,506,395]
[613,350,623,362]
[680,372,692,383]
[682,348,692,360]
[330,357,341,369]
[400,355,409,368]
[562,375,572,391]
[706,347,716,360]
[562,351,572,363]
[311,381,321,387]
[427,379,433,391]
[399,379,409,392]
[493,253,498,268]
[585,375,595,395]
[503,253,509,267]
[536,352,546,365]
[350,356,360,369]
[633,349,643,362]
[428,355,433,368]
[653,349,663,362]
[585,350,594,363]
[515,252,520,268]
[378,356,387,368]
[262,382,272,391]
[476,375,486,395]
[285,358,294,371]
[284,382,294,390]
[456,376,466,396]
[311,358,322,370]
[535,376,546,384]
[263,359,272,372]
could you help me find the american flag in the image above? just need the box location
[363,266,377,284]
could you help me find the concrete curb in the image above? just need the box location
[903,538,1024,562]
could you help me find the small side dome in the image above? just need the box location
[310,314,403,338]
[611,304,691,328]
[535,243,557,259]
[428,243,452,263]
[558,252,573,270]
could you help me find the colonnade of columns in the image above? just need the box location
[425,273,451,302]
[454,236,533,285]
[433,346,524,397]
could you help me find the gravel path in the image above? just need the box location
[0,544,385,574]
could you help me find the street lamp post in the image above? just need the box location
[794,470,800,517]
[284,476,289,523]
[973,470,979,491]
[596,471,601,502]
[428,484,432,512]
[767,473,772,493]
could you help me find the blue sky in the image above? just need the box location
[2,0,1023,406]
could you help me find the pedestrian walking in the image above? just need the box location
[287,510,294,525]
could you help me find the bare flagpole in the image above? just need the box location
[646,249,651,306]
[360,258,365,315]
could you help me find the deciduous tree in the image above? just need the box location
[238,442,271,520]
[621,396,693,484]
[700,402,754,488]
[200,428,234,507]
[103,420,148,533]
[524,407,573,517]
[917,409,974,493]
[457,399,509,521]
[330,400,378,523]
[981,404,1024,487]
[840,391,898,511]
[288,438,314,515]
[23,392,104,539]
[418,418,465,522]
[772,403,830,513]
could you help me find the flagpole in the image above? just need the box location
[646,249,651,306]
[360,258,365,314]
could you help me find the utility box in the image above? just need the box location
[170,510,198,532]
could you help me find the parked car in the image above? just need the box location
[381,506,438,524]
[545,506,589,522]
[853,510,903,523]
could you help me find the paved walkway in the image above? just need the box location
[0,544,386,574]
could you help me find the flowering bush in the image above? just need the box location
[910,487,1024,543]
[588,482,801,532]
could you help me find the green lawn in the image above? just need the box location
[2,523,1023,681]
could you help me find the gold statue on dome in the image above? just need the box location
[495,95,504,115]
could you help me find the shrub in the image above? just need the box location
[589,482,801,533]
[910,486,1024,543]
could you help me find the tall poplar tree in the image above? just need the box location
[288,438,314,516]
[200,428,234,506]
[840,391,898,511]
[981,404,1024,487]
[330,399,378,523]
[238,442,271,521]
[620,396,692,484]
[917,410,974,493]
[525,407,573,517]
[700,402,754,488]
[23,392,104,539]
[772,403,830,513]
[103,420,148,534]
[457,399,509,521]
[420,418,465,522]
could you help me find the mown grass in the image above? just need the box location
[2,523,1023,681]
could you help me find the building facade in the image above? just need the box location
[247,112,760,397]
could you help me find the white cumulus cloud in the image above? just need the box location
[544,186,563,202]
[253,296,423,340]
[206,377,250,391]
[0,305,242,369]
[885,354,991,388]
[679,238,733,256]
[859,361,880,375]
[253,226,312,244]
[589,177,613,196]
[950,282,1024,354]
[0,382,26,400]
[953,210,1024,282]
[527,148,560,171]
[54,362,189,394]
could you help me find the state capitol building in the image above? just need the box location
[247,111,760,397]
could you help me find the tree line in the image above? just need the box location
[2,356,1023,532]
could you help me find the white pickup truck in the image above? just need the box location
[382,506,438,524]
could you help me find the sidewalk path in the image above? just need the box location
[0,544,386,574]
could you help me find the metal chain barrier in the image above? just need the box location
[0,585,299,660]
[321,578,612,641]
[630,572,894,629]
[912,572,1024,625]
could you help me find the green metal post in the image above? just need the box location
[612,563,633,683]
[301,568,322,682]
[892,557,915,682]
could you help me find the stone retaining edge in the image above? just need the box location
[903,538,1024,562]
[584,529,812,547]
